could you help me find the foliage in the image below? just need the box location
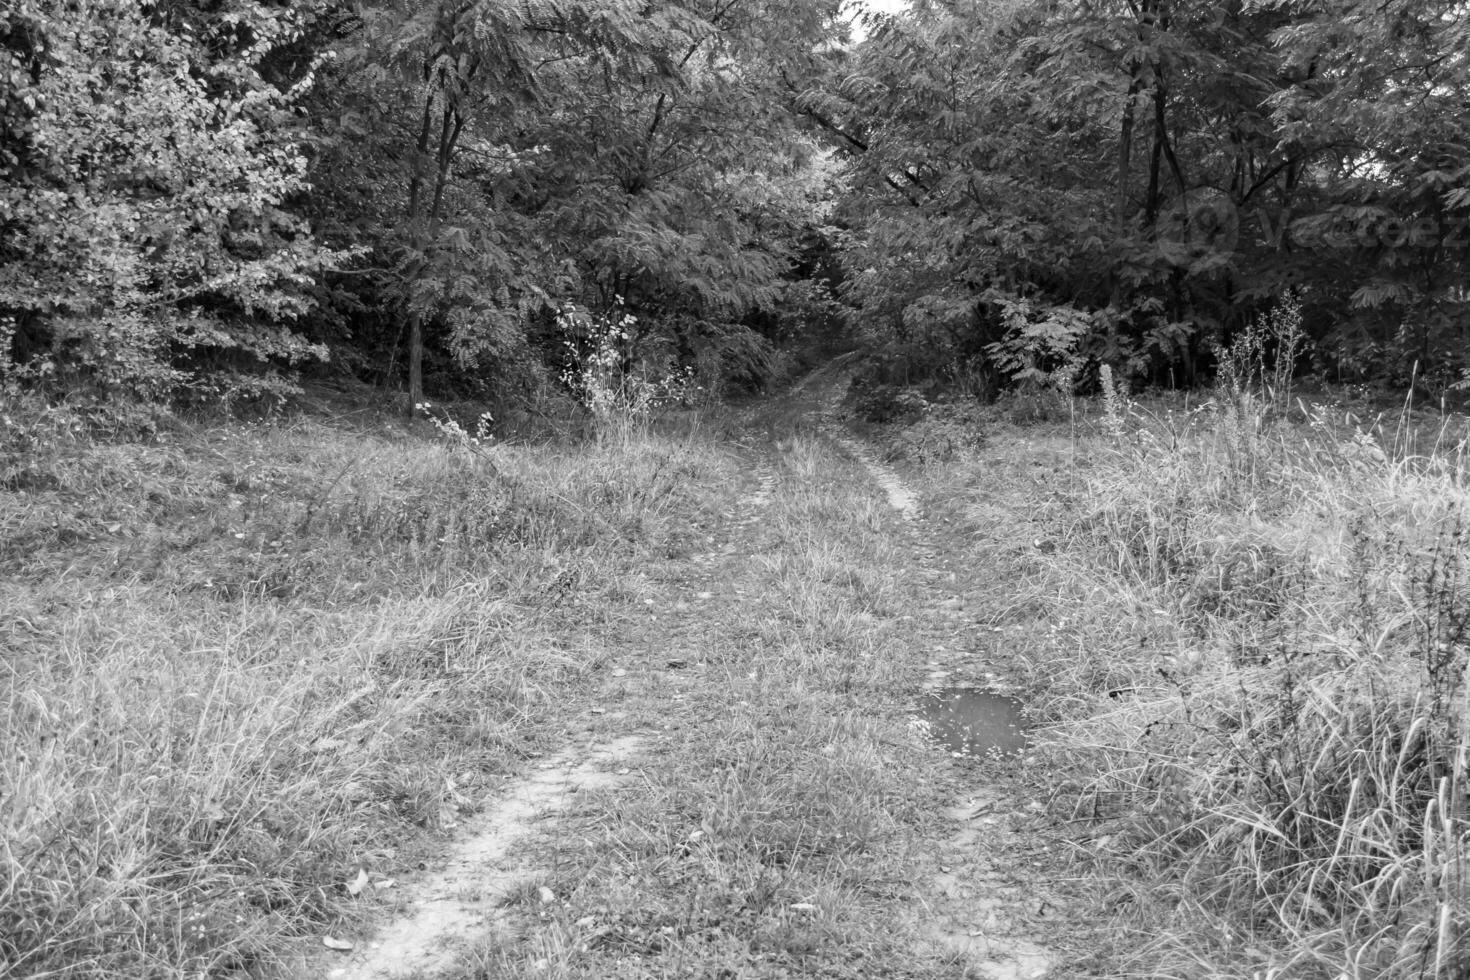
[558,302,697,437]
[983,294,1092,391]
[300,0,843,406]
[813,0,1470,393]
[848,377,929,424]
[880,404,986,464]
[0,0,344,400]
[416,399,496,453]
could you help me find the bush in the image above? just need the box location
[883,407,986,465]
[848,378,929,424]
[0,1,344,400]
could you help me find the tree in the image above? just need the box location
[810,0,1470,391]
[1268,0,1470,386]
[0,0,344,401]
[309,0,845,405]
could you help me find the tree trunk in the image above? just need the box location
[1110,73,1144,360]
[408,310,424,408]
[403,90,435,412]
[1115,83,1139,240]
[402,94,465,412]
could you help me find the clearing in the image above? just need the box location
[297,363,1093,980]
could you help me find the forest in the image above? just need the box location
[4,0,1469,409]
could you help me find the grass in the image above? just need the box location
[437,431,984,980]
[0,386,733,978]
[895,366,1470,976]
[26,338,1463,980]
[3,381,1055,980]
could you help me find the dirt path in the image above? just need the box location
[789,362,1059,980]
[317,737,643,980]
[303,364,1081,980]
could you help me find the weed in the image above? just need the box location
[556,302,697,442]
[1025,301,1470,978]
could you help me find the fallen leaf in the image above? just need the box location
[322,936,353,951]
[373,878,397,890]
[346,868,369,896]
[537,886,556,904]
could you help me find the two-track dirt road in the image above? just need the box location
[302,364,1088,980]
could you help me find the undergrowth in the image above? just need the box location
[1030,308,1470,978]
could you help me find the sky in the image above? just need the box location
[845,0,910,42]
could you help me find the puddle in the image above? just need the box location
[914,688,1029,758]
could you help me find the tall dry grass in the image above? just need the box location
[0,389,726,978]
[1038,320,1470,978]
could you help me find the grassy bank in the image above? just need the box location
[0,389,733,978]
[907,380,1470,978]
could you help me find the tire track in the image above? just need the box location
[826,430,921,520]
[311,736,643,980]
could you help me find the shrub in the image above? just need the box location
[848,378,929,424]
[557,303,696,439]
[0,0,344,400]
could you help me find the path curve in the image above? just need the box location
[311,735,642,980]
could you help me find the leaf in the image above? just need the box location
[346,868,369,896]
[322,936,354,951]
